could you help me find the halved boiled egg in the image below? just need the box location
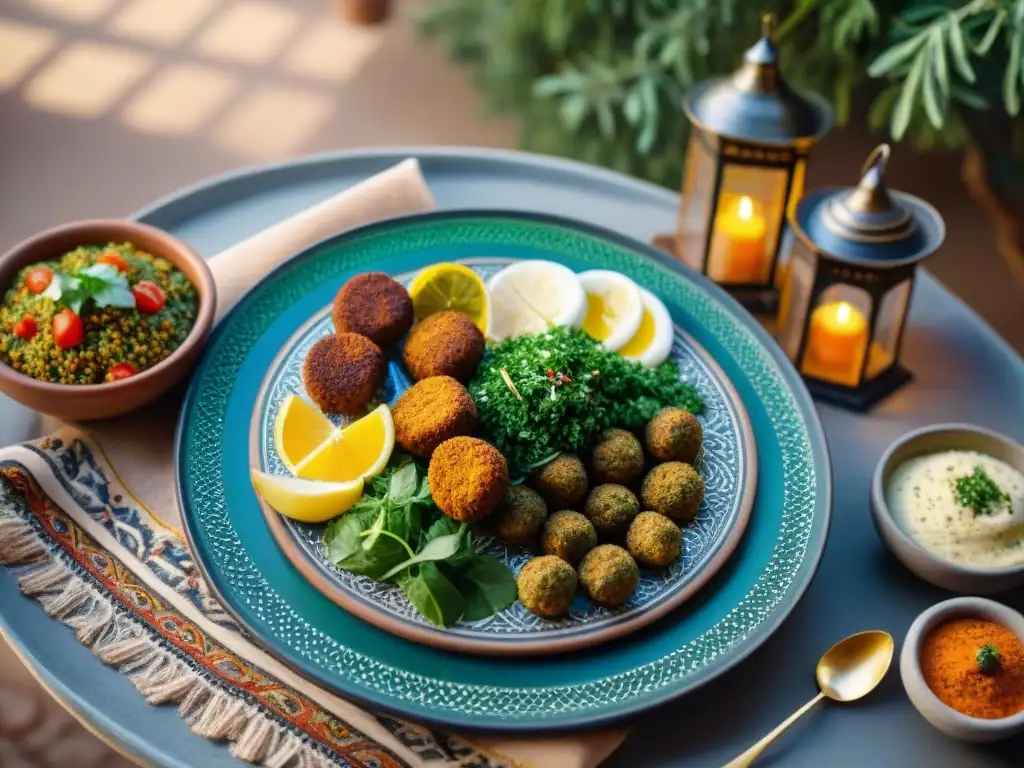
[486,261,587,341]
[619,287,674,368]
[578,270,643,352]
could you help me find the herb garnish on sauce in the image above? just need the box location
[952,465,1012,517]
[977,643,1002,675]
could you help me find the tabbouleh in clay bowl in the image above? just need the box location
[1,243,198,384]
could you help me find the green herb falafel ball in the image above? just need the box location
[645,407,702,464]
[626,511,682,568]
[578,544,639,607]
[583,483,640,539]
[530,453,588,508]
[517,555,577,618]
[541,510,597,566]
[492,485,548,545]
[590,428,645,485]
[641,462,704,522]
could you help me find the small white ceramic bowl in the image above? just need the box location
[870,423,1024,594]
[901,597,1024,742]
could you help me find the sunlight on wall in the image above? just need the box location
[194,1,300,65]
[24,41,153,118]
[25,0,120,25]
[283,23,383,83]
[122,63,238,136]
[212,85,334,158]
[109,0,216,47]
[0,19,59,92]
[7,0,388,158]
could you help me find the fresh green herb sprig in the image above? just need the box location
[323,459,517,627]
[977,643,1002,675]
[469,326,703,478]
[42,263,135,315]
[952,465,1012,517]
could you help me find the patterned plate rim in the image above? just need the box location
[175,210,833,732]
[249,278,757,656]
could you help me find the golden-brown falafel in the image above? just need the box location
[402,311,485,382]
[428,436,509,522]
[645,407,703,464]
[530,453,588,509]
[392,376,478,458]
[332,272,413,348]
[302,332,386,415]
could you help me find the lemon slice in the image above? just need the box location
[274,394,336,474]
[251,471,364,523]
[408,262,489,333]
[294,404,394,483]
[486,261,586,341]
[619,287,675,367]
[578,270,644,351]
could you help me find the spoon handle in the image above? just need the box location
[721,692,825,768]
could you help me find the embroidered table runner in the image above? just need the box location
[0,160,625,768]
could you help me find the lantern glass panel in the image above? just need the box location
[786,157,808,219]
[706,164,788,285]
[777,237,816,360]
[801,284,872,387]
[866,278,911,380]
[678,132,718,272]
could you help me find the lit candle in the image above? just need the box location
[714,195,767,283]
[806,301,869,383]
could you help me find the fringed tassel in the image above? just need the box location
[0,497,340,768]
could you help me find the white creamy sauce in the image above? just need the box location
[887,450,1024,568]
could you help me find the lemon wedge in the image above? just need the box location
[408,262,489,333]
[294,404,394,483]
[619,287,674,367]
[274,394,336,474]
[486,261,586,341]
[251,471,364,523]
[578,270,644,351]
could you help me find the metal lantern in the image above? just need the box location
[678,14,832,314]
[776,144,946,410]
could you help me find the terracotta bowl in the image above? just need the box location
[0,219,215,421]
[901,597,1024,742]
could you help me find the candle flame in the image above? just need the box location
[836,301,852,324]
[737,195,754,221]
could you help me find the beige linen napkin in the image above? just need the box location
[45,159,624,768]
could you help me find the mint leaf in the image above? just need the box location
[387,462,419,503]
[79,264,135,310]
[379,525,466,581]
[449,555,518,621]
[324,509,408,580]
[399,563,465,627]
[42,272,83,313]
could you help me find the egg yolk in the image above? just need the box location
[619,308,656,357]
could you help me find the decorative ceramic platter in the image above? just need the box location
[177,210,832,731]
[252,258,756,656]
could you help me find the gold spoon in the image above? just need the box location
[723,630,894,768]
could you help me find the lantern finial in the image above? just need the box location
[821,144,915,243]
[847,144,895,215]
[760,12,776,41]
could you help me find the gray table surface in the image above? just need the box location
[2,148,1023,768]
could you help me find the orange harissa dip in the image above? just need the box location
[920,618,1024,719]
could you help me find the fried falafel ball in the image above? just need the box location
[332,272,413,348]
[403,311,485,383]
[517,555,577,618]
[645,407,703,464]
[428,436,509,522]
[578,544,639,607]
[541,510,597,566]
[626,511,682,569]
[530,453,588,509]
[641,462,704,522]
[302,332,386,415]
[392,376,477,458]
[583,483,640,539]
[590,428,645,485]
[492,485,548,546]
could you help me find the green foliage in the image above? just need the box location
[420,0,1024,188]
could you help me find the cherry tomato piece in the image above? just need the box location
[25,267,53,294]
[97,250,130,272]
[13,315,37,340]
[52,308,84,349]
[132,281,165,313]
[107,362,137,381]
